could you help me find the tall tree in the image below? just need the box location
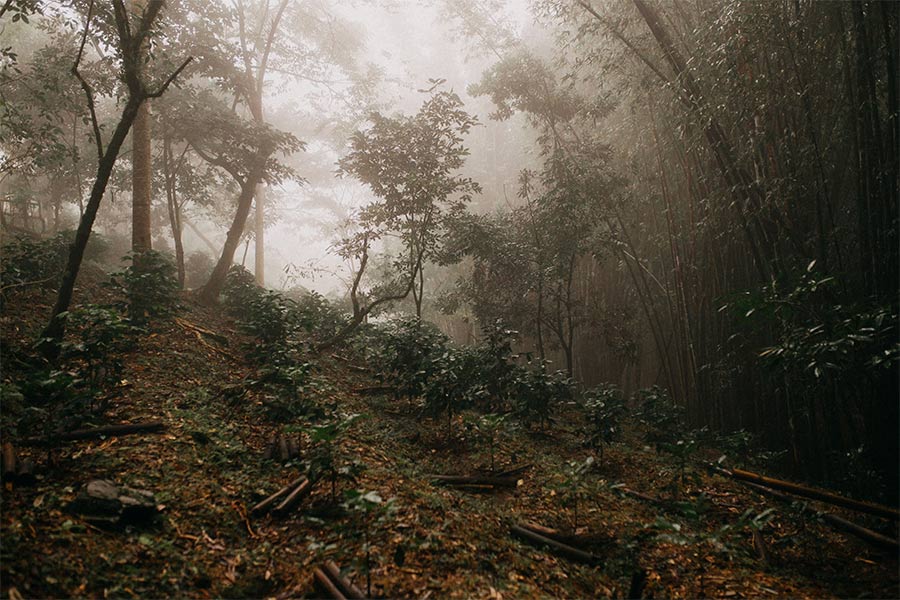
[39,0,190,358]
[130,0,153,252]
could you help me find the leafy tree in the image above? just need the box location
[321,86,480,349]
[38,0,191,359]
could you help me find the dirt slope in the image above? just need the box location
[1,291,897,599]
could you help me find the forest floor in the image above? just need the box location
[1,284,898,599]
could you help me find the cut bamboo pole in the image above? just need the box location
[313,566,347,600]
[250,476,306,517]
[730,467,898,521]
[740,479,899,553]
[511,524,599,564]
[23,421,165,445]
[431,474,518,488]
[323,560,365,599]
[272,478,314,516]
[494,463,532,478]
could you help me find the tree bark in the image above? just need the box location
[131,0,152,252]
[254,182,265,286]
[198,173,262,304]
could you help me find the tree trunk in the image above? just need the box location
[130,0,152,253]
[198,173,262,304]
[163,130,185,287]
[254,182,265,286]
[132,100,152,252]
[40,97,145,359]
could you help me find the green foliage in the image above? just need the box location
[513,364,572,430]
[376,317,448,402]
[184,251,215,289]
[343,489,398,599]
[422,345,481,437]
[737,265,900,382]
[634,385,684,450]
[0,233,69,293]
[554,456,596,530]
[583,383,627,458]
[108,250,180,327]
[465,413,509,471]
[472,321,520,410]
[61,304,136,399]
[306,413,366,502]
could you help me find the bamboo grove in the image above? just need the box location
[447,0,899,498]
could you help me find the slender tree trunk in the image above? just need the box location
[40,97,144,358]
[163,131,185,287]
[199,173,261,304]
[131,0,152,253]
[254,182,265,286]
[132,100,152,252]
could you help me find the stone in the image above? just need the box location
[66,479,159,527]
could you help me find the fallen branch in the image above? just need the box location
[620,487,666,506]
[431,474,519,488]
[730,467,899,521]
[511,524,600,564]
[323,560,365,599]
[352,385,395,396]
[720,472,900,553]
[175,317,229,345]
[519,520,607,547]
[313,566,347,600]
[22,421,166,445]
[820,513,899,553]
[494,463,532,478]
[250,476,306,517]
[272,477,314,516]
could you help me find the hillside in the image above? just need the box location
[1,278,897,600]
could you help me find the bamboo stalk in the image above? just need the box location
[272,478,313,516]
[313,567,347,600]
[323,561,365,600]
[431,475,518,488]
[730,467,899,520]
[23,421,165,445]
[250,476,306,517]
[510,524,599,564]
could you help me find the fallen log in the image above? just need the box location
[323,560,365,599]
[23,421,166,445]
[520,520,612,548]
[431,474,519,488]
[730,467,899,521]
[313,566,347,600]
[620,488,666,506]
[272,478,314,516]
[174,317,229,345]
[821,513,898,553]
[737,478,899,553]
[352,385,395,396]
[2,442,16,481]
[250,476,306,517]
[511,524,599,564]
[494,463,532,478]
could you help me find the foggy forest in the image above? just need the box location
[0,0,898,597]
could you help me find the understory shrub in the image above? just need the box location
[108,250,180,327]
